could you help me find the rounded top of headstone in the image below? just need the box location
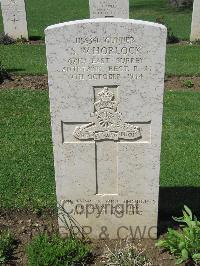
[45,18,167,34]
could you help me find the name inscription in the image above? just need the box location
[63,35,152,81]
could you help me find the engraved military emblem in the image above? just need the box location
[73,87,142,141]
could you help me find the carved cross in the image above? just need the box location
[63,87,149,195]
[11,15,19,23]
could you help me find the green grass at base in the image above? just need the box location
[0,89,199,209]
[0,44,200,76]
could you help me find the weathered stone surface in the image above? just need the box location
[45,18,167,239]
[89,0,129,18]
[190,0,200,41]
[1,0,28,39]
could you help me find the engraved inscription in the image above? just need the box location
[63,35,152,81]
[90,0,129,19]
[73,87,142,141]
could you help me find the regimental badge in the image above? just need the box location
[73,87,142,141]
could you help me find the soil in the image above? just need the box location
[27,40,45,45]
[164,76,200,91]
[0,210,58,265]
[1,75,200,92]
[0,75,48,91]
[0,210,188,266]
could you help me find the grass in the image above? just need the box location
[0,44,46,75]
[0,231,15,264]
[0,44,200,76]
[160,91,200,187]
[27,234,91,266]
[0,89,199,210]
[131,0,192,40]
[0,0,192,40]
[0,89,55,209]
[166,45,200,76]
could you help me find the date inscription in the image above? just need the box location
[64,36,152,81]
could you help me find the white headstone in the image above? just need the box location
[190,0,200,41]
[45,18,167,240]
[89,0,129,18]
[1,0,28,39]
